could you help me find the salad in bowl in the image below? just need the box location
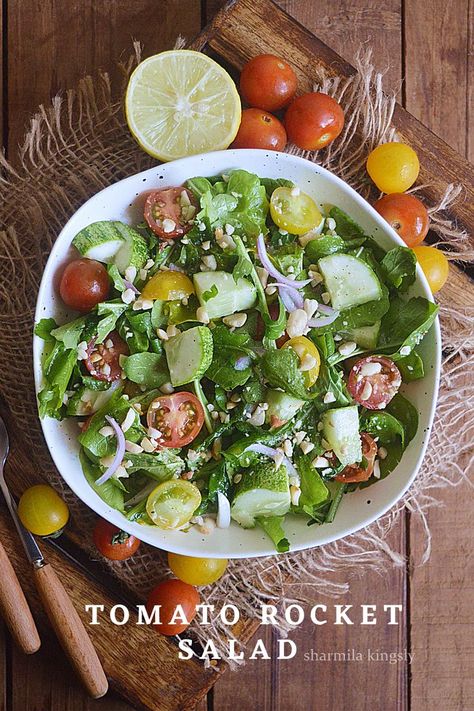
[34,150,440,556]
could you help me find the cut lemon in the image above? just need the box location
[125,50,241,161]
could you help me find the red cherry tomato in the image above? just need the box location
[285,92,344,150]
[85,330,129,382]
[335,433,378,483]
[240,54,298,111]
[147,392,205,448]
[146,579,200,636]
[144,187,197,239]
[373,193,430,248]
[93,519,141,561]
[232,108,287,151]
[59,258,110,313]
[348,356,402,410]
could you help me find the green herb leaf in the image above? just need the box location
[123,352,170,388]
[381,246,417,292]
[256,516,290,553]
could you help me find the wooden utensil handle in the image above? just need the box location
[34,563,108,699]
[0,540,41,654]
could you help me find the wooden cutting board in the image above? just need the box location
[1,0,473,709]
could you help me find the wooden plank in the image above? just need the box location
[0,622,7,711]
[191,0,474,241]
[0,505,220,711]
[6,0,201,154]
[468,0,474,162]
[405,2,474,709]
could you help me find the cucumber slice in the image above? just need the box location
[322,405,362,466]
[164,326,213,386]
[114,223,149,273]
[231,461,291,528]
[193,271,257,319]
[318,254,382,310]
[72,221,125,263]
[66,386,116,416]
[341,321,380,350]
[265,389,305,425]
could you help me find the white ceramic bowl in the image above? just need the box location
[33,150,440,558]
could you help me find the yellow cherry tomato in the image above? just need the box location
[366,142,420,194]
[141,270,194,301]
[146,480,201,530]
[18,484,69,537]
[168,553,228,586]
[282,336,321,387]
[270,187,322,235]
[412,245,449,293]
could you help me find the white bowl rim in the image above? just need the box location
[33,149,441,558]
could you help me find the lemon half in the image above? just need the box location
[125,50,241,161]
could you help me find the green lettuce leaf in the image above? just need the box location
[256,516,290,553]
[381,246,417,292]
[205,324,255,389]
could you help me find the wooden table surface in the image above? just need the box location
[0,1,472,710]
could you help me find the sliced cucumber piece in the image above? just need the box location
[265,389,305,425]
[164,326,213,386]
[66,386,115,416]
[114,223,149,273]
[72,221,125,263]
[318,254,382,310]
[322,405,362,466]
[341,321,380,350]
[193,271,257,319]
[231,461,291,528]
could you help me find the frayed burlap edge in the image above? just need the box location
[0,45,473,669]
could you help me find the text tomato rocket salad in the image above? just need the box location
[35,170,438,552]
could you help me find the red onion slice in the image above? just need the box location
[244,443,297,477]
[123,280,140,294]
[257,234,311,289]
[235,355,252,371]
[272,283,304,312]
[307,312,340,328]
[317,303,337,315]
[95,416,126,485]
[216,492,231,529]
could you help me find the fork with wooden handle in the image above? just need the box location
[0,415,108,698]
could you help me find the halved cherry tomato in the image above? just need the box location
[146,480,201,530]
[59,258,110,312]
[240,54,297,111]
[335,433,377,483]
[285,92,344,150]
[146,579,200,636]
[85,330,129,382]
[147,392,204,447]
[282,336,320,387]
[141,270,195,301]
[256,302,288,348]
[231,108,287,151]
[270,186,322,235]
[168,553,228,586]
[366,142,419,193]
[18,485,69,537]
[144,187,197,239]
[412,245,449,293]
[348,356,402,410]
[373,193,429,247]
[93,519,141,561]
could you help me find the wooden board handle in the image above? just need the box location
[34,563,108,699]
[0,540,41,654]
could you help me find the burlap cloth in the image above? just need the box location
[0,45,473,667]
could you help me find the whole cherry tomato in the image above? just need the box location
[366,142,419,193]
[146,579,200,636]
[412,245,449,293]
[232,108,287,151]
[285,92,344,150]
[240,54,297,111]
[168,553,228,586]
[59,258,110,312]
[373,193,429,247]
[18,485,69,537]
[93,519,141,561]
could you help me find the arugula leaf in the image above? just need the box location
[201,284,219,302]
[80,450,125,512]
[107,264,125,292]
[95,301,128,343]
[123,352,170,388]
[122,450,184,480]
[378,296,439,352]
[314,285,391,334]
[256,516,290,553]
[34,318,57,341]
[268,225,298,248]
[38,343,77,418]
[225,170,268,236]
[194,460,231,515]
[206,324,255,389]
[260,177,294,199]
[381,246,417,292]
[293,456,329,516]
[260,348,311,400]
[393,349,424,381]
[270,243,304,277]
[386,393,418,444]
[360,411,405,447]
[329,206,368,242]
[51,316,87,350]
[305,234,346,262]
[185,177,214,199]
